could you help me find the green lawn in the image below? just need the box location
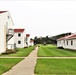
[0,58,23,75]
[38,45,76,57]
[0,46,34,57]
[35,58,76,75]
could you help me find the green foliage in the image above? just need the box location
[0,58,23,74]
[38,44,76,57]
[35,58,76,75]
[34,37,55,44]
[34,32,72,44]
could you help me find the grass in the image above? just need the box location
[35,58,76,75]
[38,44,76,57]
[0,46,34,57]
[0,58,23,75]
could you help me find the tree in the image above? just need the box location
[34,36,38,44]
[33,32,72,44]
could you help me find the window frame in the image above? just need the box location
[71,40,73,45]
[67,41,68,45]
[18,41,21,44]
[18,33,21,37]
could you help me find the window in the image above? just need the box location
[18,33,21,37]
[71,40,73,45]
[8,15,10,19]
[67,41,68,45]
[26,42,28,45]
[64,40,65,44]
[26,42,28,46]
[18,41,21,44]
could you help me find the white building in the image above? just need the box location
[57,33,76,50]
[0,11,14,54]
[25,34,30,47]
[14,29,26,48]
[57,36,67,48]
[30,39,34,46]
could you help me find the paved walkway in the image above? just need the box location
[2,46,76,75]
[2,46,38,75]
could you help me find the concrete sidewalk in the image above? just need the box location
[2,46,38,75]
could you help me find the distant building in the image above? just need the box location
[25,34,30,47]
[30,39,34,46]
[57,33,76,50]
[0,11,14,54]
[14,29,26,48]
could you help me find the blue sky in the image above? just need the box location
[0,0,76,38]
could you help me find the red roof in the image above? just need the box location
[0,11,7,14]
[57,35,69,40]
[57,33,76,40]
[14,29,25,32]
[66,34,76,39]
[26,34,30,37]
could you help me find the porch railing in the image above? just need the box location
[6,29,14,42]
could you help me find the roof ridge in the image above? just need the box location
[57,33,76,40]
[0,11,7,14]
[14,29,25,32]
